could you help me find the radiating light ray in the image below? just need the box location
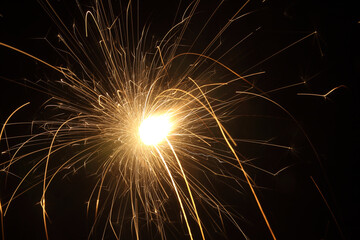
[166,138,205,240]
[310,176,345,240]
[297,85,347,100]
[154,146,194,240]
[0,200,4,240]
[0,103,30,143]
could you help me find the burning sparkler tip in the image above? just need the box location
[139,114,172,146]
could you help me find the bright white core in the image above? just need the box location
[139,115,171,146]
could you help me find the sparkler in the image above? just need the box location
[0,0,345,239]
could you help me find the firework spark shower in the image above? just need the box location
[0,0,358,239]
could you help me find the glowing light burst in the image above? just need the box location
[139,115,172,146]
[0,0,343,240]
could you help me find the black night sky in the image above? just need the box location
[0,0,359,239]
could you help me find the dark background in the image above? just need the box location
[1,0,359,239]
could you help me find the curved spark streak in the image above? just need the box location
[154,146,194,240]
[166,138,205,240]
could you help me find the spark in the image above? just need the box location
[310,176,345,239]
[0,201,4,240]
[297,85,347,100]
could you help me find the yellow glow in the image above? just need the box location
[139,114,171,145]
